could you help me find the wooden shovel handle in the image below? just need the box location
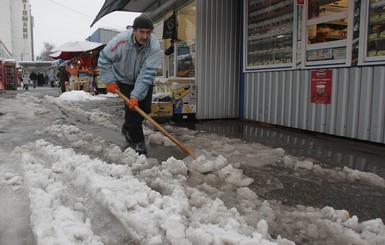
[115,89,197,159]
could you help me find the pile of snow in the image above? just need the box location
[12,138,291,244]
[58,90,107,101]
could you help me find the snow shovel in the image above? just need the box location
[115,89,197,159]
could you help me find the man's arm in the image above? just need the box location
[97,34,125,85]
[98,48,116,85]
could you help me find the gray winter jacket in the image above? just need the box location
[98,29,161,101]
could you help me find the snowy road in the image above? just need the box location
[0,88,385,244]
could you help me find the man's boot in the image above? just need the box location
[133,142,147,155]
[121,126,133,145]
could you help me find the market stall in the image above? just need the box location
[0,59,18,90]
[49,41,105,94]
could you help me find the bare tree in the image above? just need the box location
[40,42,55,61]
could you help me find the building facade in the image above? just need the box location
[141,0,385,145]
[0,0,33,61]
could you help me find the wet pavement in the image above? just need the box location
[175,119,385,178]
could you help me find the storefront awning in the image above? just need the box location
[49,41,105,60]
[91,0,192,27]
[90,0,170,27]
[49,51,83,61]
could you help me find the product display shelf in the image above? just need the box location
[248,0,283,12]
[246,0,294,68]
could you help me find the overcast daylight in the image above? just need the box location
[29,0,139,55]
[1,0,385,244]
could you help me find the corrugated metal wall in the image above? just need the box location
[243,66,385,144]
[195,0,241,119]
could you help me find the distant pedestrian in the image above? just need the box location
[44,74,49,86]
[57,66,70,93]
[22,70,29,90]
[49,71,56,87]
[37,73,44,87]
[29,71,37,88]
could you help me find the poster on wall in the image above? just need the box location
[311,69,332,104]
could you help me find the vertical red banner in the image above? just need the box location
[311,69,332,104]
[308,0,320,19]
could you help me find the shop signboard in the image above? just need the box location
[311,69,332,104]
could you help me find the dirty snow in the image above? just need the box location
[0,90,384,244]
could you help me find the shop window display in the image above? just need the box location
[244,0,385,68]
[156,2,196,78]
[175,2,195,78]
[365,0,385,60]
[307,0,349,45]
[165,39,194,77]
[304,0,353,67]
[245,0,296,70]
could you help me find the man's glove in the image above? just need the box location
[106,83,118,93]
[126,98,138,111]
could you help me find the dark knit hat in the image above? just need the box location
[133,14,154,30]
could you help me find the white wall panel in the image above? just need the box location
[243,67,385,144]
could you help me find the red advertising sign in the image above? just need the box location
[311,69,332,104]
